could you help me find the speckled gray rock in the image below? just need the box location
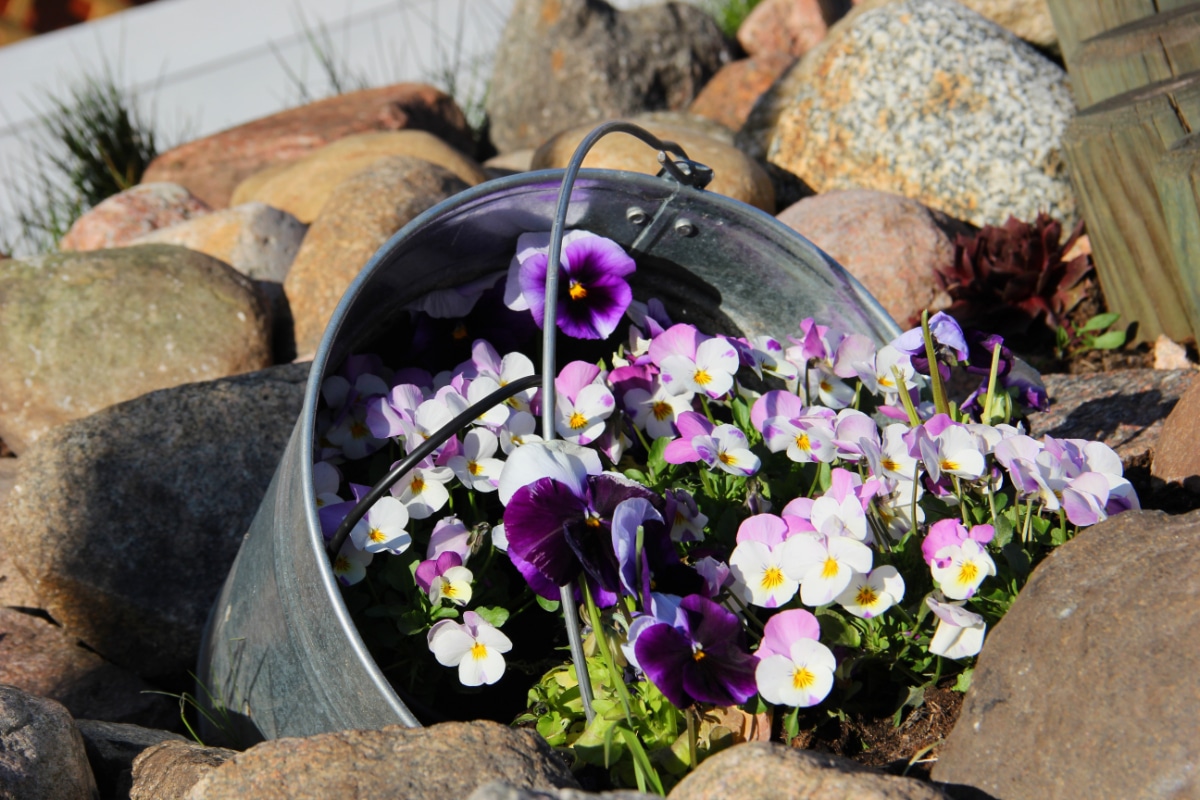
[0,685,99,800]
[131,739,237,800]
[76,720,188,800]
[0,362,310,679]
[776,189,969,326]
[932,509,1200,799]
[185,721,578,800]
[130,202,306,285]
[0,245,272,453]
[667,743,950,799]
[744,0,1075,229]
[0,608,178,729]
[284,156,468,357]
[60,183,211,252]
[487,0,734,153]
[1028,369,1192,462]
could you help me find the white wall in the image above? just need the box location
[0,0,686,253]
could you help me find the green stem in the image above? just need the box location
[582,581,634,724]
[687,707,699,770]
[981,339,1003,424]
[700,395,716,425]
[892,366,921,428]
[921,310,950,417]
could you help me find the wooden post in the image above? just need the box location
[1153,131,1200,339]
[1071,4,1200,109]
[1063,73,1200,342]
[1046,0,1196,65]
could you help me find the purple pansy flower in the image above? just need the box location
[507,230,636,340]
[633,594,759,708]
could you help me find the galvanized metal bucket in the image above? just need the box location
[197,165,902,743]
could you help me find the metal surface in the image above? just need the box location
[197,167,903,742]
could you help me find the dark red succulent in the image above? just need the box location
[935,214,1094,347]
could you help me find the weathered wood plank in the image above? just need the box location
[1072,4,1200,109]
[1153,131,1200,338]
[1047,0,1196,65]
[1063,73,1200,342]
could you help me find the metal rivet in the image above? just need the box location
[674,218,697,237]
[626,207,648,226]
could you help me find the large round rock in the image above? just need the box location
[933,509,1200,799]
[746,0,1075,229]
[0,245,271,452]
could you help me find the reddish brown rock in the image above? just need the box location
[130,739,237,800]
[0,608,177,728]
[737,0,848,59]
[142,83,474,209]
[689,53,796,133]
[1151,372,1200,489]
[776,189,967,326]
[59,183,211,252]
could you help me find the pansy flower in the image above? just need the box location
[415,551,473,606]
[427,611,512,686]
[926,593,987,659]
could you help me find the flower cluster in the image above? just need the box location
[314,230,1138,788]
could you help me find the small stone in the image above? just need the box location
[1152,374,1200,490]
[0,608,178,729]
[744,0,1076,229]
[932,509,1200,799]
[958,0,1057,49]
[484,149,536,176]
[1028,369,1192,463]
[776,189,968,326]
[143,83,475,208]
[667,742,950,799]
[0,685,98,800]
[284,156,470,357]
[230,131,487,223]
[185,721,577,800]
[688,53,797,133]
[737,0,846,59]
[487,0,735,153]
[76,720,188,800]
[531,120,774,212]
[130,202,306,285]
[1153,335,1193,371]
[59,183,211,252]
[0,362,310,679]
[0,245,272,453]
[131,739,236,800]
[468,781,659,800]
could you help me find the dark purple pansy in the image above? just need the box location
[517,230,636,340]
[633,594,758,708]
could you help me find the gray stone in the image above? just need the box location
[667,742,949,799]
[60,183,212,252]
[0,608,178,729]
[283,156,469,357]
[76,720,188,800]
[185,721,578,800]
[932,509,1200,799]
[487,0,734,153]
[0,684,99,800]
[131,739,237,800]
[742,0,1075,229]
[0,362,310,679]
[0,245,272,453]
[776,189,968,327]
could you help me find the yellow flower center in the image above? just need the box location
[693,368,712,386]
[855,585,878,607]
[958,561,979,585]
[569,411,588,430]
[761,567,785,591]
[692,648,707,662]
[940,458,959,473]
[442,580,459,599]
[468,460,483,476]
[820,557,840,579]
[820,380,833,393]
[792,667,816,690]
[718,451,738,467]
[368,527,387,543]
[410,476,425,493]
[880,374,894,388]
[881,458,899,472]
[350,420,369,439]
[568,281,588,300]
[452,322,469,340]
[470,642,489,660]
[333,556,349,572]
[652,401,673,421]
[795,433,810,451]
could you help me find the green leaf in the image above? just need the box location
[647,437,672,480]
[536,596,561,613]
[1080,312,1120,332]
[953,667,974,693]
[1091,330,1126,350]
[892,684,926,727]
[473,605,509,628]
[816,608,861,648]
[783,706,801,742]
[616,726,666,796]
[624,469,649,484]
[731,395,753,432]
[1001,542,1031,578]
[991,512,1015,549]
